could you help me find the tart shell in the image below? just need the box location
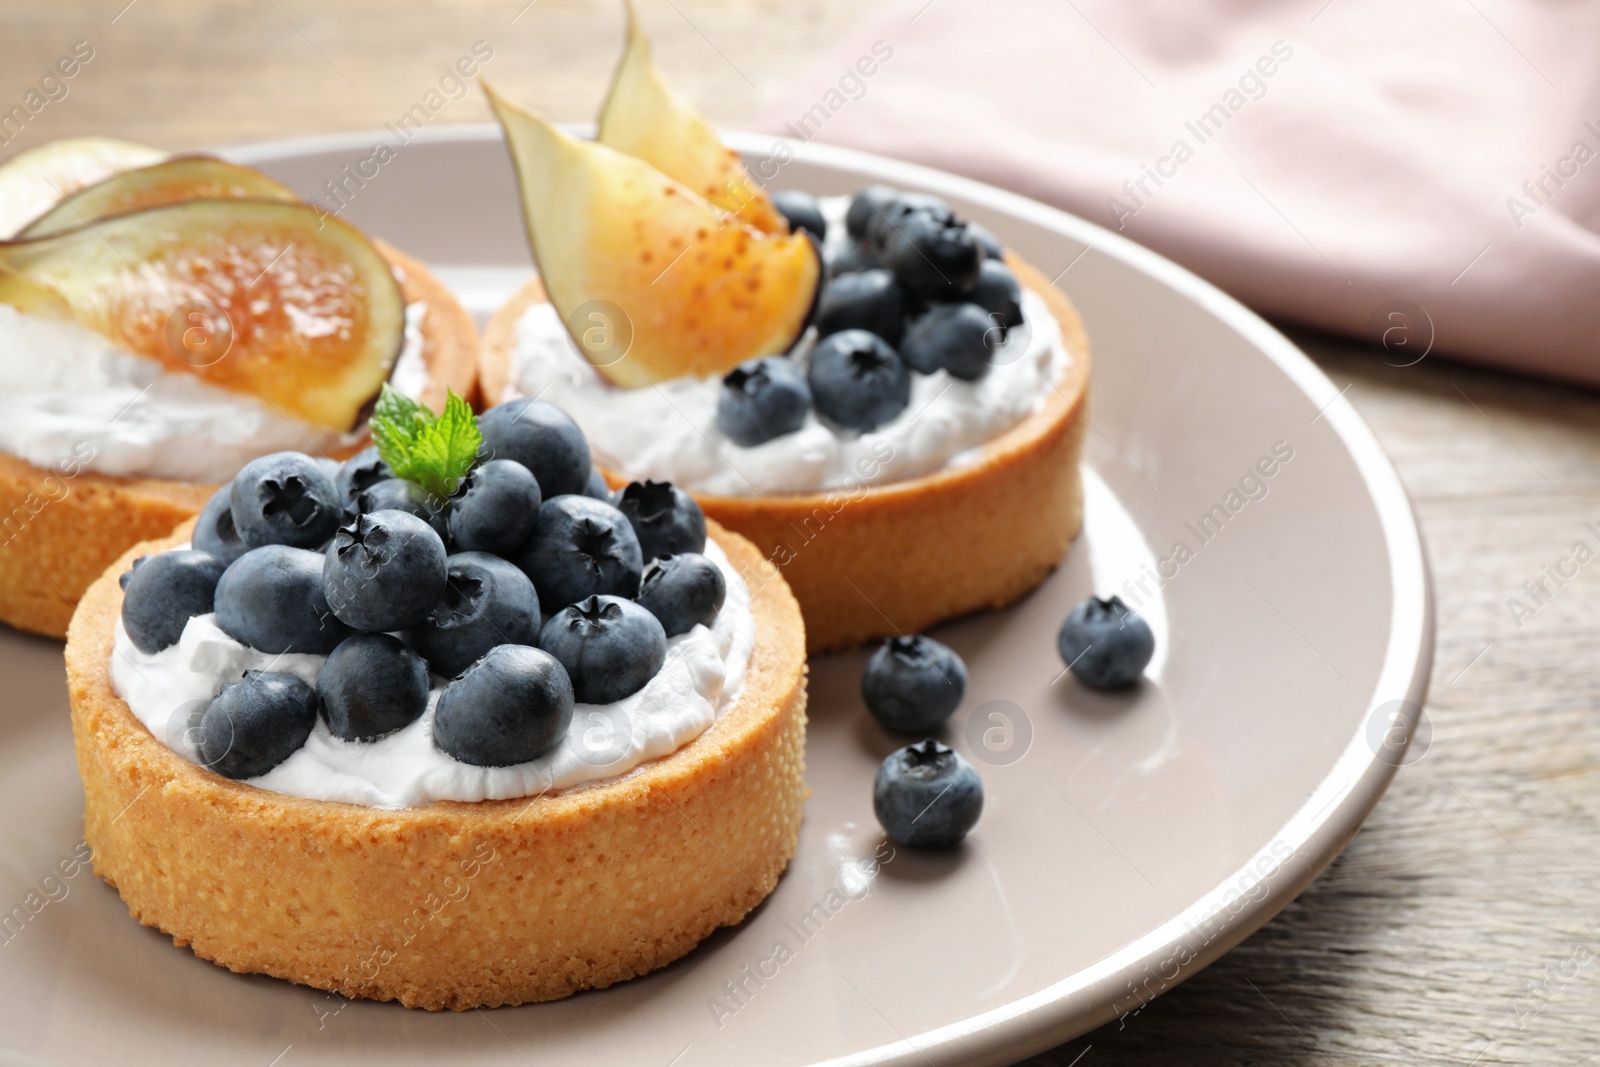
[0,242,478,640]
[480,254,1090,651]
[65,517,807,1010]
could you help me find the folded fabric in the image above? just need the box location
[757,0,1600,385]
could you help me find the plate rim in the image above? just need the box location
[212,123,1434,1066]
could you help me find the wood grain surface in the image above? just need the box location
[5,3,1596,1064]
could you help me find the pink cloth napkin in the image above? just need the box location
[757,0,1600,385]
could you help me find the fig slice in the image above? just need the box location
[19,156,300,238]
[0,199,404,431]
[596,2,785,235]
[488,85,820,389]
[0,136,166,238]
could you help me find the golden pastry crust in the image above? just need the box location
[480,253,1090,651]
[0,246,478,640]
[65,517,807,1010]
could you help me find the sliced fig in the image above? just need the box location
[19,156,299,238]
[0,136,165,238]
[0,199,404,431]
[596,3,785,235]
[488,86,820,388]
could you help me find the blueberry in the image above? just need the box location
[1057,595,1155,690]
[352,477,449,542]
[433,644,575,766]
[815,269,906,346]
[539,595,667,704]
[516,495,643,610]
[448,458,541,557]
[119,549,226,654]
[322,510,447,633]
[215,545,352,654]
[316,633,430,741]
[861,634,967,734]
[717,356,811,448]
[900,303,999,380]
[408,552,541,678]
[865,193,951,259]
[196,670,319,779]
[334,446,392,510]
[636,553,726,637]
[888,210,982,301]
[969,259,1023,331]
[873,739,983,849]
[845,184,897,241]
[191,486,249,567]
[968,221,1005,260]
[583,464,613,501]
[229,452,343,549]
[615,480,706,560]
[477,397,591,499]
[807,330,910,432]
[772,190,827,242]
[826,242,878,277]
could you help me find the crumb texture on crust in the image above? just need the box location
[65,518,808,1010]
[0,247,478,641]
[480,253,1090,651]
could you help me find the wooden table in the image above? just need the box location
[5,3,1596,1064]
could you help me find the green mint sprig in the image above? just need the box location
[369,384,482,501]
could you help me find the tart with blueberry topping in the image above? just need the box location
[477,18,1089,650]
[0,139,478,639]
[63,393,806,1009]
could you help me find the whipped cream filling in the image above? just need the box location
[506,197,1074,497]
[108,540,755,809]
[0,301,428,484]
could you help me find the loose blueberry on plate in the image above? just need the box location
[861,634,968,734]
[772,189,827,242]
[846,183,898,242]
[351,477,449,541]
[323,509,448,632]
[968,220,1005,261]
[900,303,999,380]
[334,445,393,510]
[408,552,542,678]
[517,495,644,609]
[636,553,726,637]
[448,458,542,557]
[196,670,320,779]
[230,451,343,550]
[540,594,667,704]
[815,269,907,346]
[970,259,1023,332]
[477,397,592,498]
[215,545,352,654]
[317,633,430,741]
[873,738,984,849]
[1057,595,1155,690]
[717,356,812,447]
[615,480,706,560]
[432,644,575,766]
[888,209,983,301]
[808,329,911,432]
[583,464,613,501]
[120,549,227,654]
[192,487,249,567]
[826,242,877,277]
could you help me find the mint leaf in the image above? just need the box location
[368,384,482,500]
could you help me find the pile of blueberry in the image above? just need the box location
[861,596,1156,851]
[118,397,726,779]
[718,186,1028,447]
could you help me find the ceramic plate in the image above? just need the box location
[0,127,1432,1067]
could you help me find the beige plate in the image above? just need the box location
[0,128,1432,1066]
